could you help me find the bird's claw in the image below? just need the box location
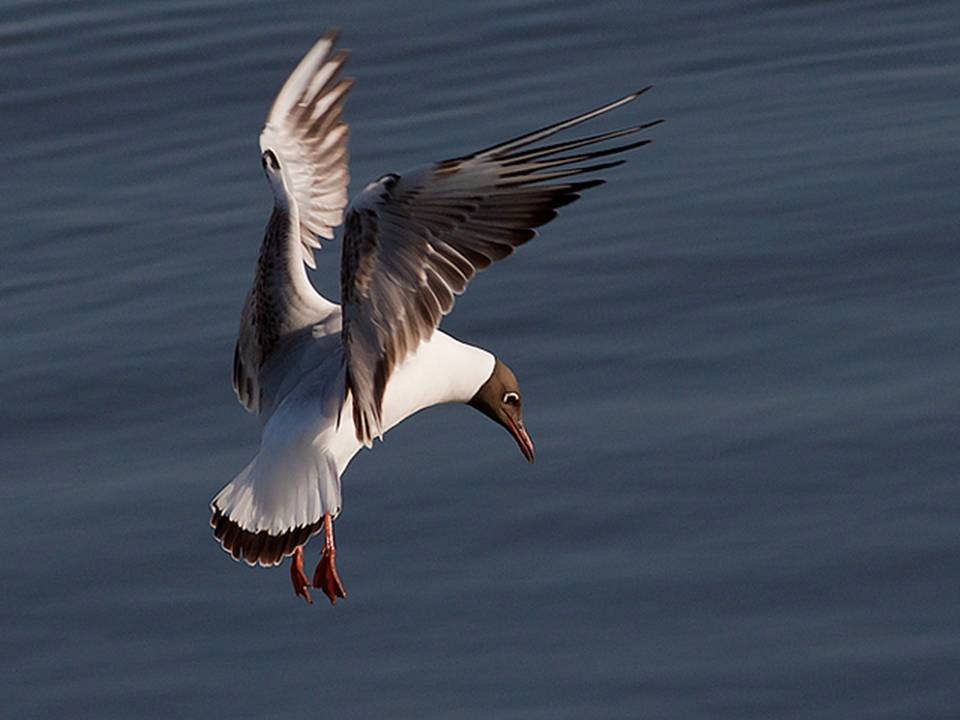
[313,546,347,605]
[290,546,313,604]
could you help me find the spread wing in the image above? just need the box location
[233,30,352,413]
[259,28,352,253]
[341,90,662,443]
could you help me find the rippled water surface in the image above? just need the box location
[3,1,959,718]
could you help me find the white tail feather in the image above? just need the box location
[211,448,340,538]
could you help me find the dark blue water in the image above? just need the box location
[2,1,958,718]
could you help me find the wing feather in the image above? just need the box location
[260,28,351,246]
[341,91,661,442]
[233,31,352,412]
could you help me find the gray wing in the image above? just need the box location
[341,90,662,443]
[234,30,352,413]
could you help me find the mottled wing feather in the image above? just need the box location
[233,209,299,412]
[234,31,352,412]
[341,90,662,442]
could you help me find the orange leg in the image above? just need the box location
[290,545,313,604]
[312,513,347,605]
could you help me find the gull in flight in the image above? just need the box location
[210,30,661,604]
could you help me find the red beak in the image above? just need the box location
[506,417,535,463]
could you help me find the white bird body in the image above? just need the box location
[209,29,659,602]
[214,323,493,540]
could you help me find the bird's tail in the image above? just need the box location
[210,447,340,567]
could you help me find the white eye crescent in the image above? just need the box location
[502,391,520,405]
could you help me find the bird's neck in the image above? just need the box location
[378,331,495,430]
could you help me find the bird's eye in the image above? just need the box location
[262,150,280,171]
[503,391,520,405]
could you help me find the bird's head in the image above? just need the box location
[468,358,535,463]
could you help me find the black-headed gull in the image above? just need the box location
[211,29,660,604]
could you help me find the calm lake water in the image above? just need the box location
[2,1,958,718]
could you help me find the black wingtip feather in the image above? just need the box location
[494,159,626,188]
[464,87,655,160]
[567,179,607,192]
